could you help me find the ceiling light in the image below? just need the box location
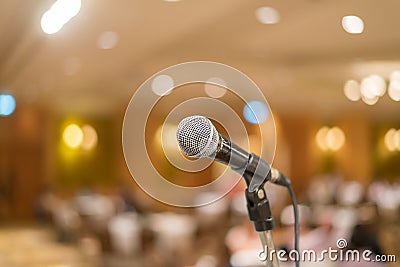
[255,7,280,25]
[41,0,81,34]
[342,15,364,34]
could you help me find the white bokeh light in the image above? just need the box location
[151,75,174,96]
[97,31,119,50]
[361,94,379,105]
[255,7,280,25]
[388,81,400,101]
[205,77,227,98]
[41,10,65,34]
[390,70,400,82]
[41,0,81,34]
[360,76,376,99]
[368,75,386,97]
[360,75,385,99]
[342,15,364,34]
[343,79,361,101]
[389,70,400,101]
[384,129,400,152]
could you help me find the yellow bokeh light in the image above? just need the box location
[161,124,179,151]
[81,124,98,151]
[384,128,400,152]
[316,127,330,151]
[63,124,83,148]
[326,127,346,151]
[316,126,346,152]
[154,123,179,152]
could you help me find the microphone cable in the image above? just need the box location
[286,182,300,267]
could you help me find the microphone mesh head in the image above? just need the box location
[176,115,219,158]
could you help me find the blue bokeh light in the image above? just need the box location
[243,101,269,124]
[0,94,16,116]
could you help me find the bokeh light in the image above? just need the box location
[204,77,227,98]
[63,124,83,148]
[326,127,346,151]
[361,94,379,105]
[159,123,179,151]
[316,127,330,151]
[388,70,400,101]
[0,94,16,116]
[81,125,98,151]
[97,31,119,50]
[384,128,400,152]
[41,0,82,34]
[255,7,280,25]
[368,75,386,96]
[316,126,346,151]
[243,101,269,124]
[343,79,361,101]
[342,15,364,34]
[151,75,174,96]
[360,75,386,99]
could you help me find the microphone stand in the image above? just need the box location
[242,154,280,267]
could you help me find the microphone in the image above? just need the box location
[177,115,300,267]
[176,115,290,190]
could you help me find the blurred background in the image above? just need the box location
[0,0,400,266]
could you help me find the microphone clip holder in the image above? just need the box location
[241,153,275,232]
[242,153,280,266]
[245,187,274,232]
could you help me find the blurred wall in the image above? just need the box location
[1,103,399,220]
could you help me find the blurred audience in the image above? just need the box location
[26,175,400,267]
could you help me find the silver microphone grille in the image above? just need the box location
[176,115,219,158]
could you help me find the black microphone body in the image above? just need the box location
[214,135,290,191]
